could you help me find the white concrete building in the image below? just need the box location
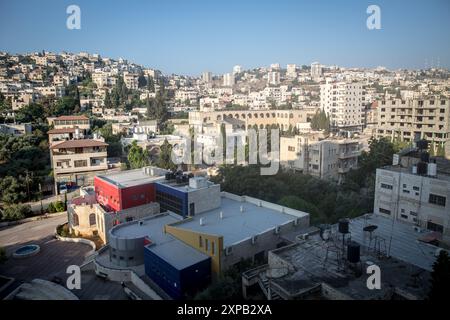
[233,65,242,74]
[280,134,361,183]
[202,71,212,83]
[320,80,365,131]
[223,73,235,87]
[311,62,322,80]
[374,154,450,242]
[267,71,280,86]
[286,64,297,79]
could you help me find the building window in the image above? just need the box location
[74,160,87,168]
[379,208,391,215]
[410,211,418,216]
[205,239,209,251]
[89,213,96,226]
[427,221,444,233]
[413,186,420,191]
[211,241,215,255]
[72,213,79,226]
[381,183,393,190]
[125,216,133,222]
[400,214,408,219]
[429,194,446,207]
[199,236,203,247]
[403,189,410,194]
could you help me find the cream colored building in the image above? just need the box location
[376,96,450,149]
[280,134,361,182]
[50,139,108,189]
[189,109,317,132]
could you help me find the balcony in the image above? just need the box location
[338,150,360,159]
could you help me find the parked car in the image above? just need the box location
[59,185,68,194]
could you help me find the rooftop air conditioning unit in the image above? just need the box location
[274,226,280,235]
[251,235,257,245]
[138,221,143,226]
[413,226,421,233]
[294,218,299,226]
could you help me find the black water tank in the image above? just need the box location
[182,174,188,182]
[420,152,430,163]
[338,218,350,234]
[347,242,361,263]
[176,175,183,184]
[417,161,427,175]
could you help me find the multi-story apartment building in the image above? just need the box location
[374,151,450,242]
[376,96,450,149]
[280,134,360,182]
[92,71,117,88]
[202,71,212,83]
[286,64,297,79]
[320,80,365,132]
[311,62,322,80]
[267,71,280,86]
[48,115,90,134]
[50,138,109,189]
[123,72,139,90]
[223,73,235,87]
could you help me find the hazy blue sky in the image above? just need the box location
[1,0,449,75]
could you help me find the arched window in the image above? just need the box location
[72,213,79,227]
[89,213,96,226]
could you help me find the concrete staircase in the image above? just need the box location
[257,274,283,300]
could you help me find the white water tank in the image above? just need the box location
[199,218,205,226]
[392,154,399,166]
[428,163,437,176]
[412,165,417,174]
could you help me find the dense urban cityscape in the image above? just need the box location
[0,0,449,312]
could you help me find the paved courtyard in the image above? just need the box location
[0,214,128,300]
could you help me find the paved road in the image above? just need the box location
[0,214,67,255]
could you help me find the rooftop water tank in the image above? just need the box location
[347,241,361,263]
[428,163,437,176]
[338,218,350,234]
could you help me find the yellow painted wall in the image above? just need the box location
[164,224,223,277]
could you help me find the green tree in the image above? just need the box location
[0,176,27,204]
[1,204,32,221]
[138,71,147,88]
[147,76,155,93]
[428,250,450,300]
[310,109,330,132]
[157,139,177,171]
[127,141,150,169]
[104,91,112,108]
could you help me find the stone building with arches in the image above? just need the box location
[189,108,318,133]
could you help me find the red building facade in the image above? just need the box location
[94,176,157,212]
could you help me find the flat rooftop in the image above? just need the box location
[173,194,308,247]
[380,164,450,182]
[272,236,430,299]
[349,214,445,271]
[146,240,209,270]
[155,178,214,193]
[97,167,167,188]
[110,213,209,270]
[111,213,180,245]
